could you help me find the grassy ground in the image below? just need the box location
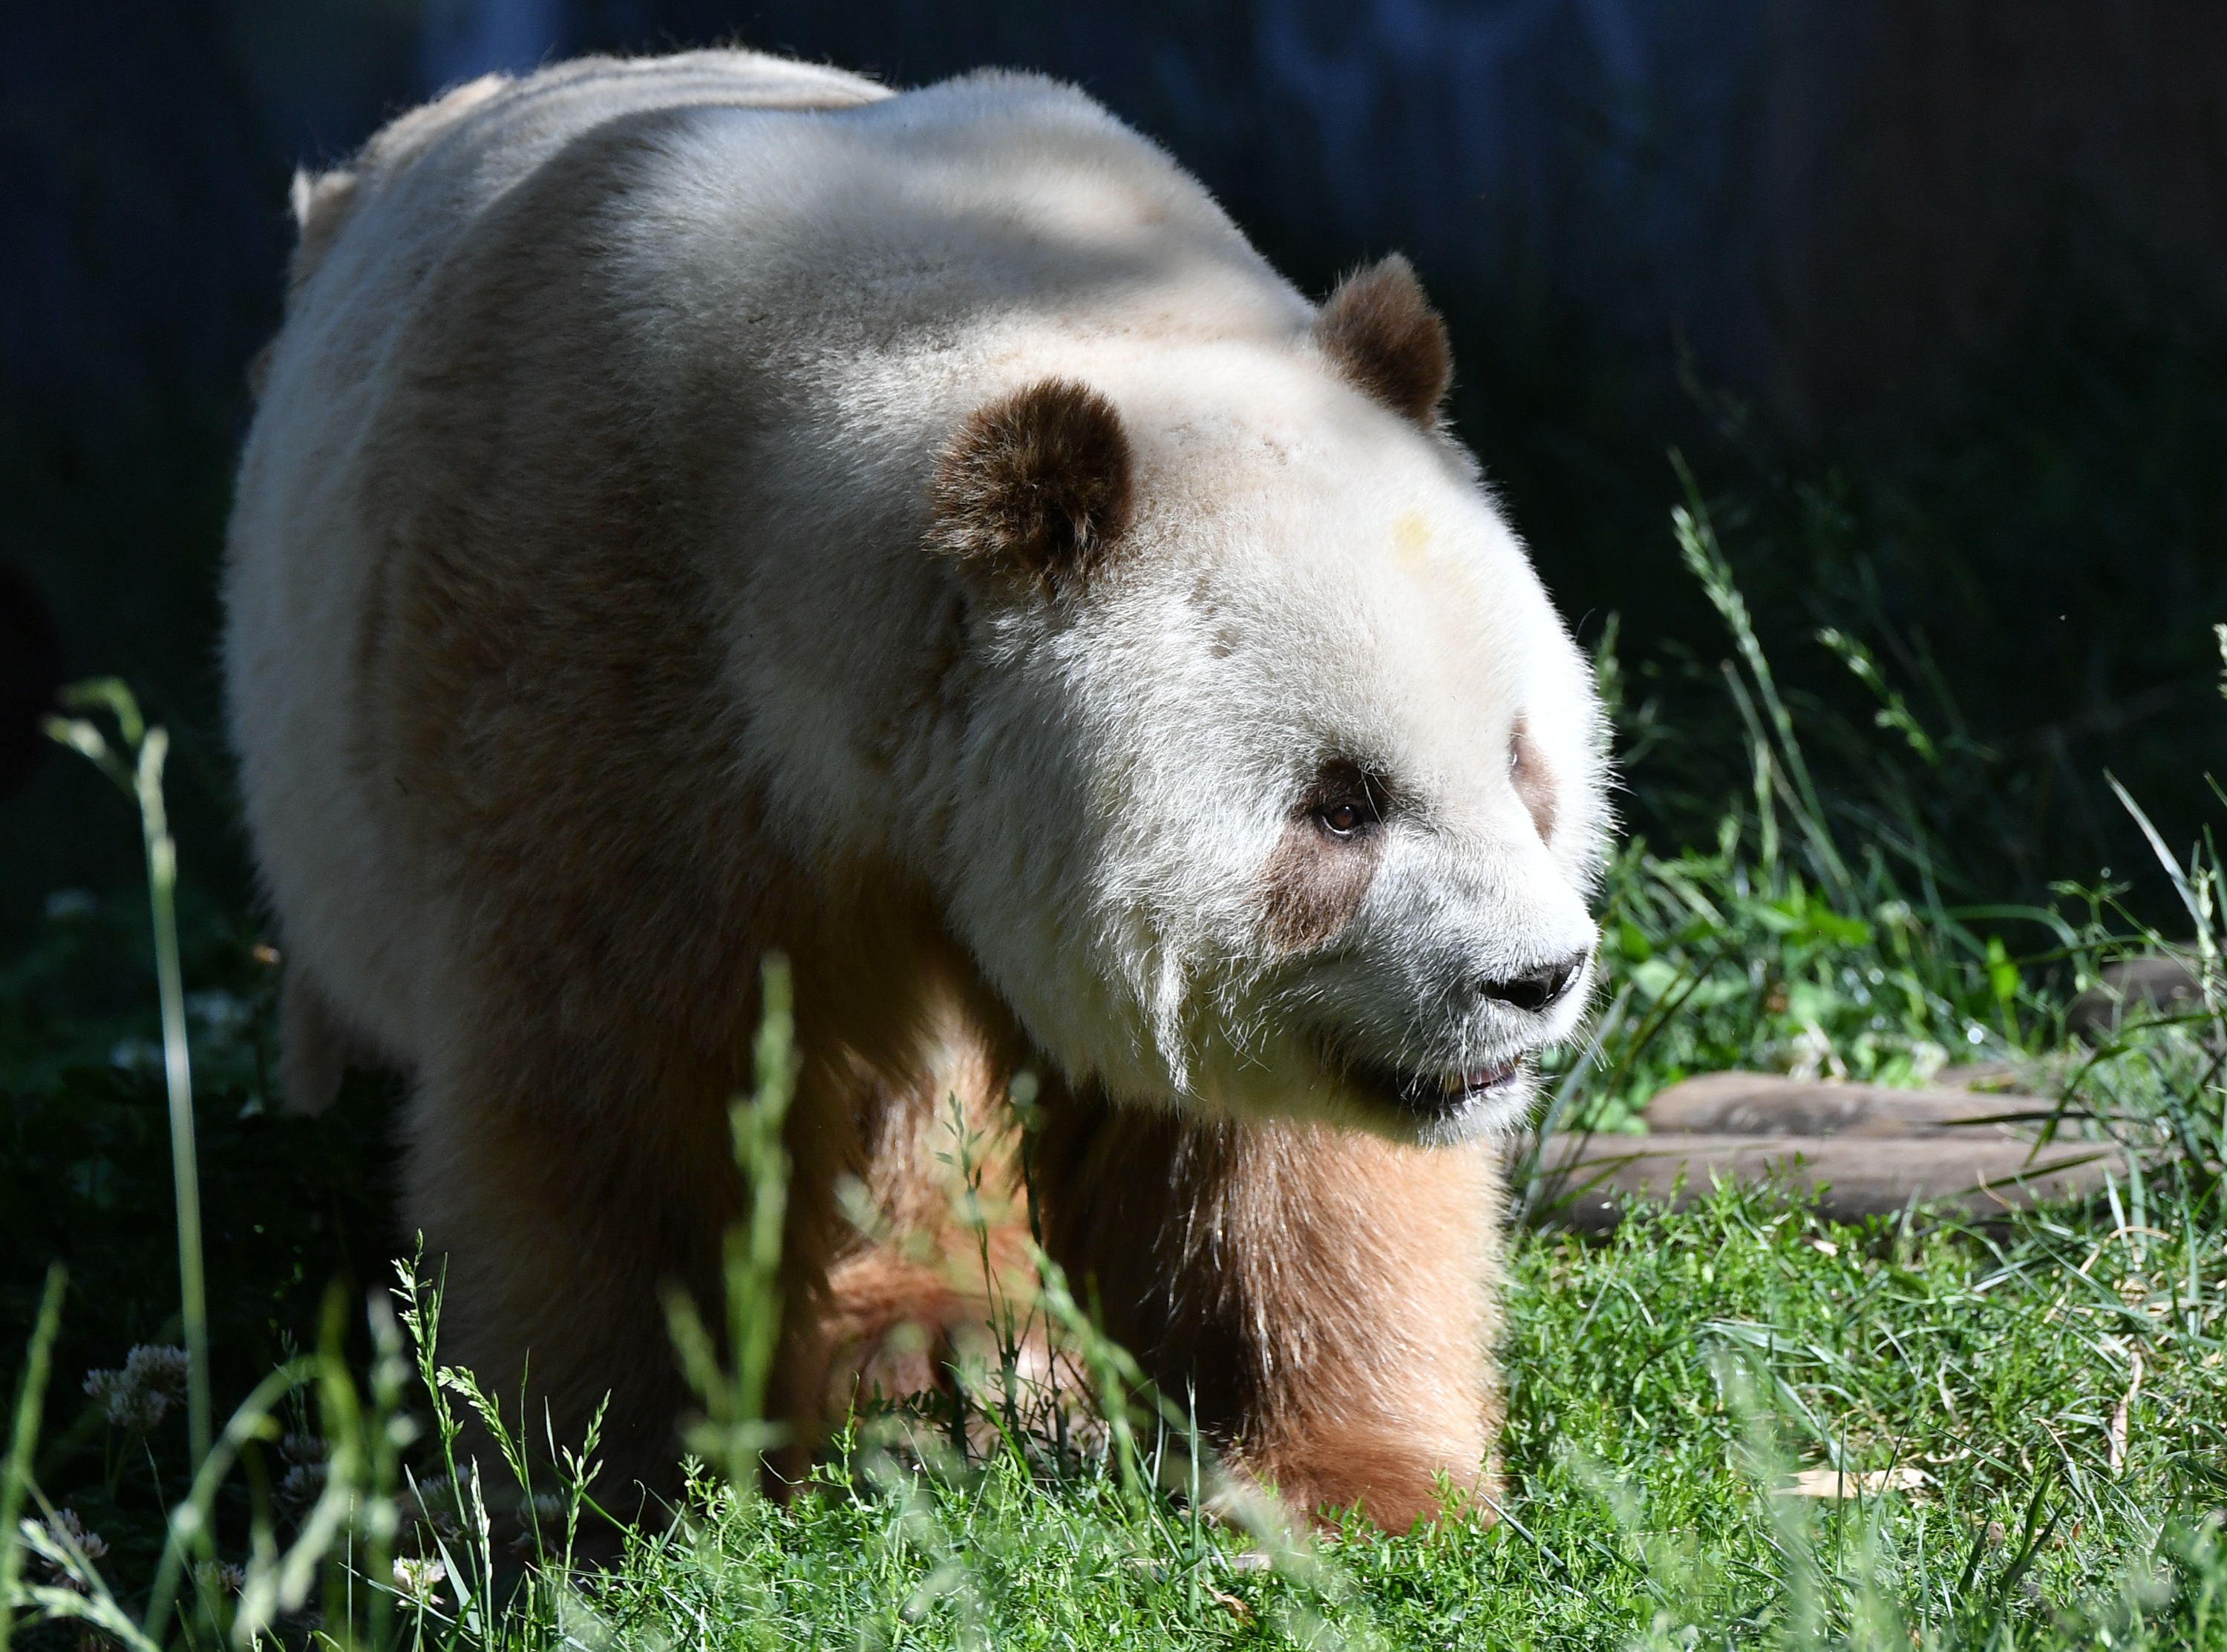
[4,526,2224,1650]
[534,1183,2227,1651]
[9,1086,2224,1650]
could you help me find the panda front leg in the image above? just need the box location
[1209,1121,1508,1533]
[1034,1089,1504,1531]
[397,1031,846,1510]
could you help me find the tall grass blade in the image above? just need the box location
[664,952,797,1492]
[134,725,212,1478]
[0,1265,66,1652]
[44,678,212,1474]
[1670,458,1854,903]
[2107,770,2219,985]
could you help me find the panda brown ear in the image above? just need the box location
[1314,255,1451,426]
[930,378,1134,589]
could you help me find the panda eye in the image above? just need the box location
[1315,797,1374,839]
[1301,760,1390,840]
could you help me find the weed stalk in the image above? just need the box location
[664,952,798,1493]
[44,678,212,1474]
[0,1265,67,1652]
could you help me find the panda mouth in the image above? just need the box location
[1338,1054,1524,1118]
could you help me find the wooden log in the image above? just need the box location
[1641,1071,2067,1139]
[1508,1133,2123,1231]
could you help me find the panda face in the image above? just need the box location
[928,341,1609,1141]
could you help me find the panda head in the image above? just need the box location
[929,258,1611,1144]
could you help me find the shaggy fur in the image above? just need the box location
[224,50,1610,1529]
[1034,1093,1506,1525]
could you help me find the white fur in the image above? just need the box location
[226,50,1610,1142]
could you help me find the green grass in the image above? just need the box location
[13,1127,2226,1648]
[4,522,2225,1649]
[525,1183,2226,1651]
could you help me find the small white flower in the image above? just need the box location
[392,1555,448,1605]
[124,1343,191,1395]
[194,1559,246,1595]
[83,1345,187,1433]
[85,1370,168,1432]
[33,1509,108,1590]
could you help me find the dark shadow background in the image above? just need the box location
[4,0,2225,947]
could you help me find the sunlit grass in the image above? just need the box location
[520,1177,2223,1651]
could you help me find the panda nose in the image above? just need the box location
[1478,954,1585,1013]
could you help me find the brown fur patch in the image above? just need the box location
[820,1251,985,1406]
[1238,1423,1497,1533]
[1260,763,1390,950]
[1033,1088,1503,1530]
[929,378,1133,589]
[1511,718,1557,842]
[819,1222,1086,1440]
[1313,255,1452,425]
